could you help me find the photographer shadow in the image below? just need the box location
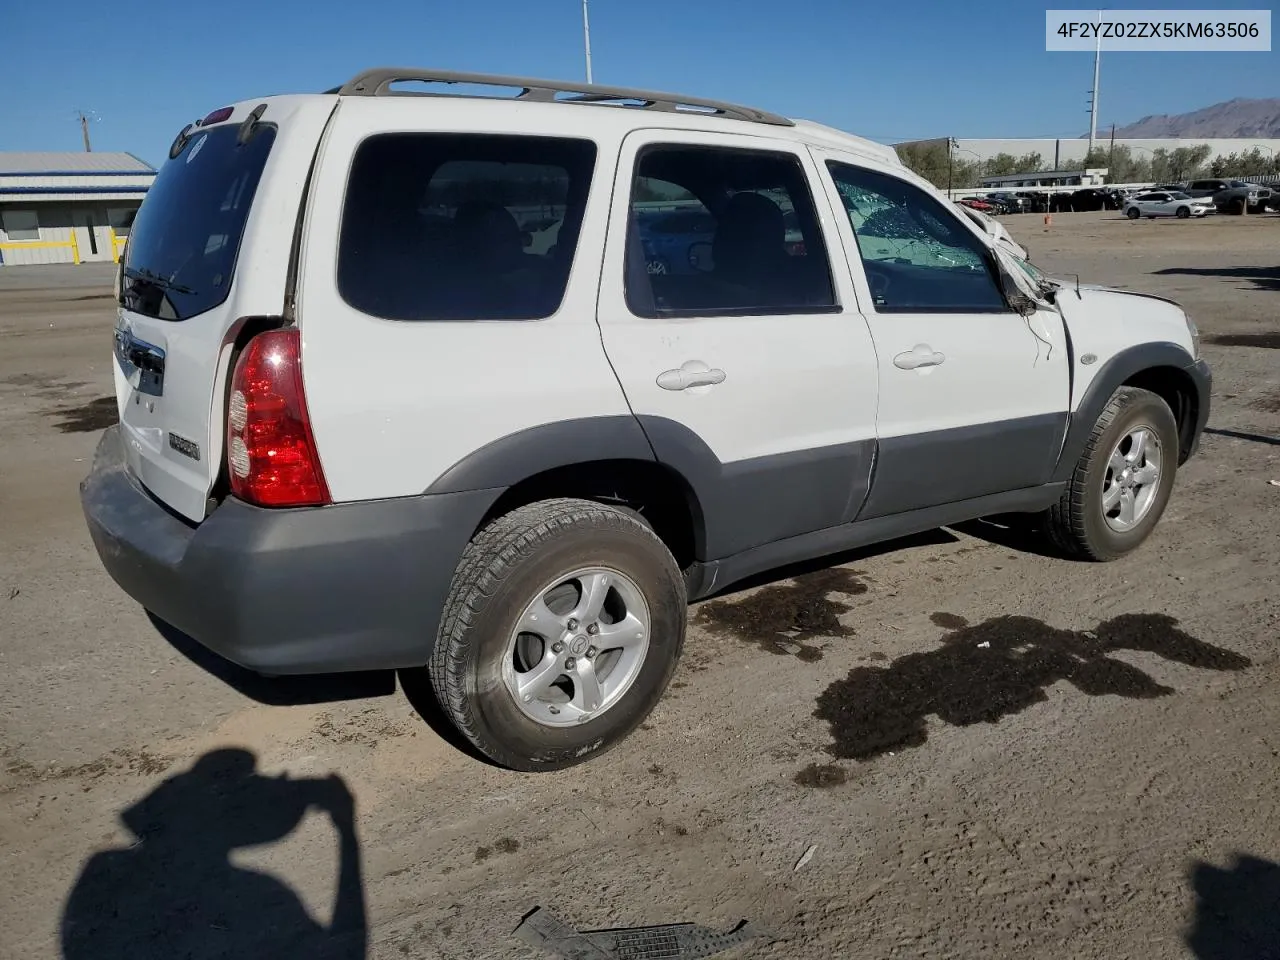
[60,748,367,960]
[1187,853,1280,959]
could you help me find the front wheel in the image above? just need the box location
[1176,206,1191,219]
[1043,387,1180,561]
[1126,207,1140,220]
[427,498,686,771]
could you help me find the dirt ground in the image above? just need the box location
[2,211,1279,960]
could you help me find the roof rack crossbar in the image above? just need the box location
[332,67,794,127]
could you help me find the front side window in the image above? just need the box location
[337,134,596,322]
[826,161,1008,313]
[624,145,836,317]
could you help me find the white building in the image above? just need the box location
[981,168,1110,188]
[0,152,156,266]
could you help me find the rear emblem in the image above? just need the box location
[168,433,201,461]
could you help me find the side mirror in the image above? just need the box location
[994,247,1051,315]
[521,231,533,249]
[688,241,714,272]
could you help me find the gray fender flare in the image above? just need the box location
[1052,341,1204,483]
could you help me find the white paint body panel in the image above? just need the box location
[812,146,1071,440]
[595,129,879,465]
[113,82,1200,521]
[114,96,338,521]
[1055,286,1197,410]
[297,99,632,502]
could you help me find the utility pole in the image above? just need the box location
[1087,8,1101,157]
[948,137,956,199]
[582,0,593,84]
[76,110,93,152]
[1109,122,1116,176]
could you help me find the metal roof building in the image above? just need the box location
[0,152,157,266]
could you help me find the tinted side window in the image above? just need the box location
[338,134,596,321]
[826,161,1008,314]
[625,145,836,317]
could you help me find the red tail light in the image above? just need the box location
[226,328,330,507]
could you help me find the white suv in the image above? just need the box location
[82,68,1211,772]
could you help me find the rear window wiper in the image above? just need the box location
[124,266,196,296]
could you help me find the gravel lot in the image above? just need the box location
[2,211,1278,959]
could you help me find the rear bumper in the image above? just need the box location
[80,426,498,674]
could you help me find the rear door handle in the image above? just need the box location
[657,361,726,391]
[893,344,946,370]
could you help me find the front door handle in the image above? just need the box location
[656,360,727,391]
[893,344,946,370]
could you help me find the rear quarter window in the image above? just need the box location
[121,123,276,321]
[336,133,597,322]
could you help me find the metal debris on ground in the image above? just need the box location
[513,906,763,959]
[978,641,991,648]
[794,844,817,871]
[1268,479,1280,487]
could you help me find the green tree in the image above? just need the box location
[894,141,980,191]
[1210,148,1280,178]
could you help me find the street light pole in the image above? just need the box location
[582,0,594,84]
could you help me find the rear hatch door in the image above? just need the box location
[114,96,334,522]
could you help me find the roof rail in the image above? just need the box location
[327,67,794,127]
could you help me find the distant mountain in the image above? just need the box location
[1101,98,1280,138]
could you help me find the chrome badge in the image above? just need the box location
[168,433,201,461]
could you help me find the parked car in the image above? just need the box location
[1124,191,1214,220]
[635,209,715,275]
[1068,188,1110,212]
[988,192,1030,213]
[958,197,996,212]
[1185,178,1272,214]
[82,67,1210,772]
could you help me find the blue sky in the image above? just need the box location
[1,0,1275,167]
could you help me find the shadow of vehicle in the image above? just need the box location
[148,613,396,707]
[1187,853,1280,959]
[949,514,1062,559]
[149,613,486,765]
[61,748,367,960]
[1204,427,1280,448]
[695,528,959,602]
[814,612,1251,760]
[1154,266,1280,293]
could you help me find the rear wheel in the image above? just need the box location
[427,498,686,771]
[1044,387,1179,561]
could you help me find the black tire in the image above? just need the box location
[1126,207,1140,219]
[1044,387,1180,561]
[427,498,686,772]
[1176,206,1190,219]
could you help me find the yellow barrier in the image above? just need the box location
[0,233,81,265]
[110,230,127,264]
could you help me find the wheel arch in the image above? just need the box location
[1054,342,1203,481]
[425,416,706,570]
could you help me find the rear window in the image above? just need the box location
[121,123,276,321]
[337,133,597,322]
